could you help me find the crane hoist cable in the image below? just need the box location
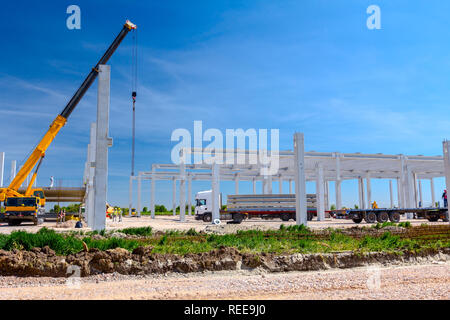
[131,27,138,177]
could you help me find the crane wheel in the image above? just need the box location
[377,212,389,223]
[8,220,21,226]
[280,213,290,221]
[389,212,400,223]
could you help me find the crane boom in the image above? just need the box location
[0,20,136,201]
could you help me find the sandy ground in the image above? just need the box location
[0,262,448,300]
[0,215,448,235]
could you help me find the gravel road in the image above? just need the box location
[0,262,448,300]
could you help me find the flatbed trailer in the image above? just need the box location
[194,192,317,223]
[220,206,318,223]
[328,207,449,224]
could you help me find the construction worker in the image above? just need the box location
[112,207,117,222]
[57,209,63,224]
[118,207,123,222]
[371,201,378,209]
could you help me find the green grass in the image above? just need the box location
[117,226,153,236]
[0,226,447,256]
[372,221,412,229]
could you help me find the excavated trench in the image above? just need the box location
[0,246,448,277]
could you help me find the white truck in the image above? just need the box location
[194,190,317,223]
[194,190,222,222]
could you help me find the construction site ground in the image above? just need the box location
[0,262,448,300]
[0,215,448,235]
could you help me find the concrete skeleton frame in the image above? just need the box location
[129,133,450,225]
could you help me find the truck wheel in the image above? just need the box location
[202,213,212,223]
[280,213,290,221]
[307,212,313,221]
[377,212,389,223]
[427,215,439,222]
[389,212,400,223]
[8,220,21,226]
[364,212,377,224]
[352,217,363,224]
[232,213,244,223]
[291,214,296,221]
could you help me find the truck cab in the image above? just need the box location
[194,190,222,222]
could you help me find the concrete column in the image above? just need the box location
[294,133,307,225]
[234,175,239,194]
[418,179,423,207]
[405,164,415,218]
[289,179,292,194]
[188,176,192,216]
[278,176,283,194]
[358,177,364,209]
[396,177,402,208]
[211,163,220,223]
[92,64,111,231]
[179,160,186,222]
[324,180,329,210]
[389,180,394,208]
[10,160,16,181]
[0,152,4,187]
[413,173,419,207]
[442,140,450,221]
[172,177,176,216]
[335,153,342,209]
[128,175,133,218]
[400,156,414,217]
[315,162,325,221]
[150,168,155,219]
[87,123,97,227]
[252,178,256,194]
[137,174,142,216]
[400,155,408,209]
[268,175,273,194]
[430,178,435,207]
[366,173,372,208]
[262,175,268,194]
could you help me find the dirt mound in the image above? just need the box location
[0,246,448,278]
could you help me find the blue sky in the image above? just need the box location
[0,0,449,209]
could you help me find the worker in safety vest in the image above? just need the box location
[112,207,117,222]
[371,201,378,209]
[118,207,123,222]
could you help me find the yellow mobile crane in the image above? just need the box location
[0,20,136,226]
